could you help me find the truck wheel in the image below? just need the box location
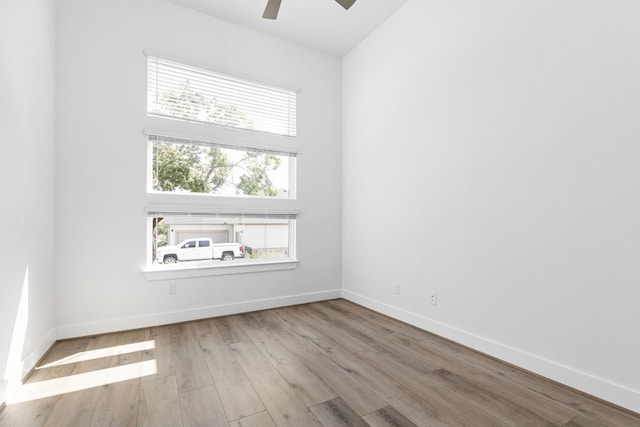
[164,256,177,264]
[222,252,234,261]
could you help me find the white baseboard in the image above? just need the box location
[342,289,640,415]
[56,289,342,339]
[2,328,56,407]
[21,328,57,379]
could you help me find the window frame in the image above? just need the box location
[146,132,298,199]
[142,51,301,280]
[145,49,299,137]
[143,213,298,281]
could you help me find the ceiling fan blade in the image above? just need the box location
[335,0,356,10]
[263,0,282,19]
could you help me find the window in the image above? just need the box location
[149,213,294,264]
[144,51,299,278]
[147,55,297,137]
[148,135,295,198]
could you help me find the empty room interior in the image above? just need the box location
[1,0,639,425]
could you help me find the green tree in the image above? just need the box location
[153,142,201,192]
[152,82,282,196]
[159,82,210,121]
[237,152,282,197]
[152,142,232,193]
[209,102,255,129]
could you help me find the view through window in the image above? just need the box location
[145,53,298,272]
[149,136,294,198]
[149,214,294,267]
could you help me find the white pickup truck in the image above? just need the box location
[156,238,245,264]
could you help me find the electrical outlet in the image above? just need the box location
[429,291,437,305]
[393,283,401,295]
[168,283,177,295]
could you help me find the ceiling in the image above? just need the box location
[164,0,409,57]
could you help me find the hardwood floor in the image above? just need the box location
[1,299,639,427]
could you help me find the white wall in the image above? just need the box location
[0,0,57,405]
[343,0,640,412]
[55,0,342,337]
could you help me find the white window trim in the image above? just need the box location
[144,115,300,155]
[142,259,299,281]
[144,210,299,279]
[145,196,301,217]
[146,50,298,137]
[146,132,298,199]
[144,50,300,280]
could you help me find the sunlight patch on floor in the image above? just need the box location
[38,340,156,369]
[8,360,157,404]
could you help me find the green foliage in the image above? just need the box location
[152,81,282,197]
[152,143,232,194]
[159,83,209,121]
[210,102,255,129]
[237,152,282,197]
[157,82,255,129]
[153,143,200,192]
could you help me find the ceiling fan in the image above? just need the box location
[263,0,357,20]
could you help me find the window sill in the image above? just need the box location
[142,259,299,281]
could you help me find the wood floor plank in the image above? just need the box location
[418,333,640,427]
[362,405,417,427]
[191,318,212,336]
[169,323,213,394]
[198,319,265,421]
[5,300,640,427]
[215,315,253,345]
[179,386,228,427]
[427,369,556,427]
[354,349,509,427]
[0,396,59,427]
[312,337,453,427]
[90,380,139,427]
[309,397,369,427]
[242,326,337,406]
[109,329,146,367]
[42,332,130,427]
[283,306,372,354]
[310,301,395,339]
[355,347,434,388]
[366,335,440,375]
[235,311,264,331]
[43,389,101,427]
[138,376,182,427]
[68,333,122,375]
[562,414,615,427]
[88,328,147,427]
[229,411,276,427]
[270,307,326,339]
[142,326,175,383]
[378,332,461,371]
[389,331,579,425]
[28,338,92,382]
[328,299,432,342]
[272,328,387,416]
[0,339,91,427]
[230,341,323,427]
[300,304,380,348]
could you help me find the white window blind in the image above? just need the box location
[147,55,297,137]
